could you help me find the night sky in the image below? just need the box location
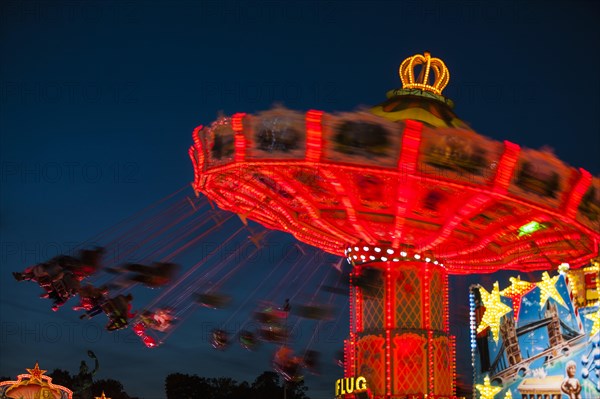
[1,1,599,398]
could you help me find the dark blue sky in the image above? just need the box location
[1,1,599,398]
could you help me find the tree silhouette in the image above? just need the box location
[48,369,74,388]
[46,369,138,399]
[91,379,138,399]
[250,371,282,399]
[164,370,311,399]
[165,373,213,399]
[5,368,311,399]
[229,381,251,399]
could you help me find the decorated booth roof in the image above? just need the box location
[470,263,600,398]
[0,363,73,399]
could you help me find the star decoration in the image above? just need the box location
[584,308,600,338]
[26,362,47,383]
[95,391,111,399]
[475,375,502,399]
[503,389,513,399]
[537,272,567,309]
[500,276,535,322]
[478,282,513,343]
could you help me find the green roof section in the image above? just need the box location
[370,89,471,130]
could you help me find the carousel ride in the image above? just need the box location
[188,52,600,397]
[9,53,600,399]
[0,363,73,399]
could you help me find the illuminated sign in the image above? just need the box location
[517,220,545,236]
[470,271,600,398]
[335,376,368,397]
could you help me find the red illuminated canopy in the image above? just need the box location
[189,107,599,274]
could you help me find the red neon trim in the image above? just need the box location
[189,147,200,192]
[392,120,423,248]
[451,336,457,395]
[232,113,246,162]
[343,339,350,378]
[222,176,345,252]
[385,264,392,396]
[320,169,374,244]
[196,106,600,274]
[428,329,434,394]
[270,168,354,244]
[385,265,393,329]
[424,264,431,329]
[398,119,422,173]
[385,329,391,395]
[305,110,323,162]
[443,272,450,333]
[350,341,354,379]
[189,125,205,192]
[420,193,492,251]
[191,124,204,152]
[492,141,520,193]
[356,290,363,333]
[448,231,582,265]
[231,113,245,133]
[442,211,548,258]
[348,272,355,378]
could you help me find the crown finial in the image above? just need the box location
[399,52,450,95]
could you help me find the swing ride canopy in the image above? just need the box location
[189,52,600,274]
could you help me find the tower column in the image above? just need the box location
[344,246,455,398]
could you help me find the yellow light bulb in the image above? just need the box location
[585,308,600,338]
[475,375,502,399]
[478,282,513,343]
[500,276,535,321]
[537,272,567,309]
[399,52,450,95]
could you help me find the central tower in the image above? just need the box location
[346,245,454,396]
[345,53,458,397]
